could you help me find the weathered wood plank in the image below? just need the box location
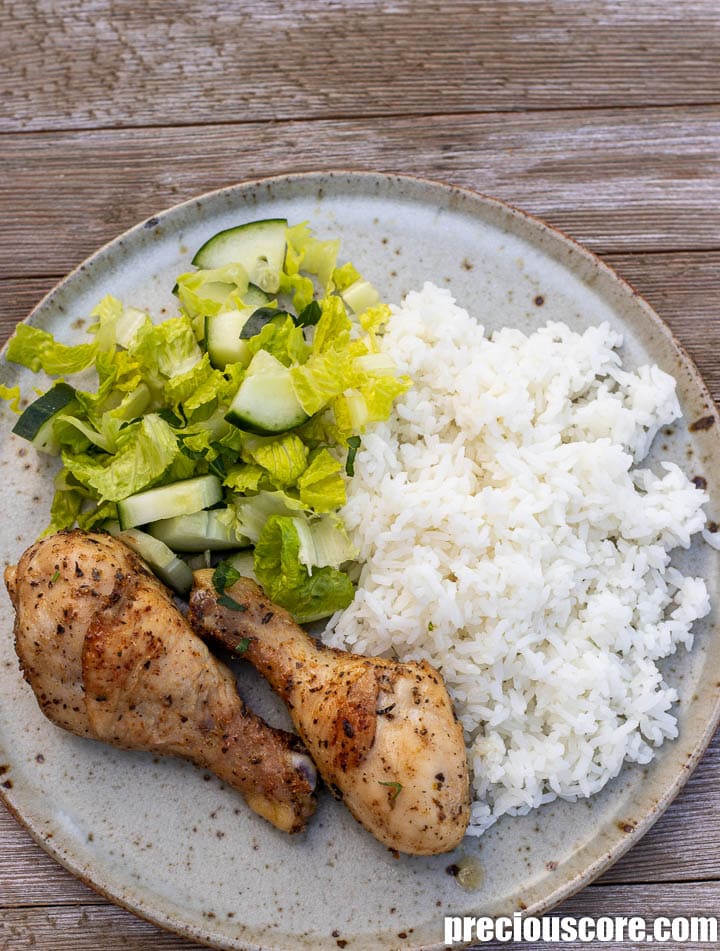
[1,107,720,280]
[0,277,61,342]
[4,251,720,403]
[4,0,720,132]
[603,252,720,405]
[1,884,720,951]
[0,903,208,950]
[500,883,720,951]
[599,726,720,884]
[0,808,100,907]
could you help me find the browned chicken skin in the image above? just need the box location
[4,531,316,834]
[189,571,471,855]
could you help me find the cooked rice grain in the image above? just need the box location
[325,282,710,834]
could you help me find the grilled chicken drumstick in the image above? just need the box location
[4,531,316,834]
[189,571,470,855]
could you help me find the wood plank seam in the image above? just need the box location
[3,99,720,140]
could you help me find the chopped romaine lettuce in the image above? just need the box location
[285,222,340,291]
[289,513,356,569]
[62,414,178,501]
[234,489,307,542]
[313,295,352,353]
[246,314,309,367]
[5,218,412,621]
[290,350,354,416]
[164,353,229,422]
[175,263,249,323]
[278,269,316,314]
[331,261,361,292]
[131,315,202,379]
[254,514,354,623]
[0,385,21,412]
[224,463,266,494]
[297,449,346,512]
[8,324,98,375]
[43,472,86,536]
[242,432,309,487]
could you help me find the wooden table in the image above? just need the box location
[2,2,720,948]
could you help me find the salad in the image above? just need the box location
[3,219,410,622]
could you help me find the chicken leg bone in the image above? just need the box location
[5,531,316,834]
[189,570,470,855]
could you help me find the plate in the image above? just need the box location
[1,172,719,951]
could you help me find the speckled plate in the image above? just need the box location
[1,173,719,951]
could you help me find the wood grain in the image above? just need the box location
[3,1,720,133]
[2,883,720,951]
[0,903,207,950]
[498,883,720,951]
[3,1,720,946]
[1,107,720,283]
[599,727,720,885]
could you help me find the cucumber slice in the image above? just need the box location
[192,219,287,293]
[148,509,250,552]
[243,285,272,308]
[239,307,292,341]
[340,279,380,314]
[184,551,213,571]
[225,349,309,435]
[205,309,253,369]
[117,474,223,530]
[12,383,77,454]
[111,527,193,594]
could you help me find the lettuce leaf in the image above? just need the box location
[290,513,357,568]
[224,463,266,494]
[242,432,308,487]
[332,390,368,438]
[75,349,146,425]
[87,295,125,351]
[61,413,178,501]
[175,264,249,321]
[7,324,97,376]
[130,315,201,379]
[359,303,392,333]
[53,413,121,454]
[359,372,411,422]
[164,353,228,422]
[233,489,306,542]
[247,315,309,367]
[254,514,355,622]
[290,350,354,416]
[42,474,86,537]
[278,270,316,314]
[76,499,118,531]
[285,222,340,290]
[331,262,361,292]
[297,449,346,512]
[0,385,21,412]
[313,295,351,353]
[107,382,152,422]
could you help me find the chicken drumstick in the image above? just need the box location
[189,571,470,855]
[4,531,316,834]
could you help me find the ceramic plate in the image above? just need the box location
[1,172,719,951]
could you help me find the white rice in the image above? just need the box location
[325,282,710,835]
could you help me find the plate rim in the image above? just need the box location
[1,169,719,950]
